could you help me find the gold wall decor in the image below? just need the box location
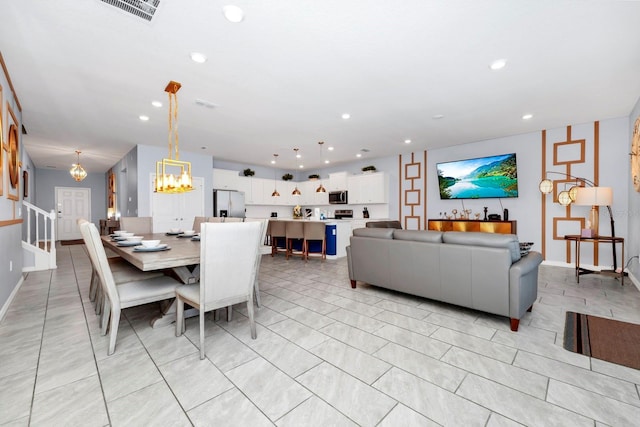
[6,103,19,201]
[0,83,4,197]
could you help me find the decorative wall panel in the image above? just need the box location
[398,152,427,230]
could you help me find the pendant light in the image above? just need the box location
[155,80,193,193]
[316,142,326,193]
[69,150,87,182]
[292,148,302,196]
[271,154,280,197]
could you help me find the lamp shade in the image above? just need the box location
[574,187,613,206]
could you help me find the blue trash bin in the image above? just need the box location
[325,224,337,256]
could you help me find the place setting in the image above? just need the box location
[116,235,144,247]
[133,239,171,252]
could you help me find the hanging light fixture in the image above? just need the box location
[69,150,87,181]
[155,81,193,193]
[292,148,302,196]
[271,154,280,197]
[316,142,327,193]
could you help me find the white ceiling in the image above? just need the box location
[2,0,640,173]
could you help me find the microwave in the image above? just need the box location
[329,190,348,204]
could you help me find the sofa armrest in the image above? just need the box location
[509,251,543,320]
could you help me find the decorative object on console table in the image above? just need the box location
[361,165,376,173]
[539,171,617,271]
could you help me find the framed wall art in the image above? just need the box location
[6,103,20,201]
[23,170,28,198]
[0,83,4,197]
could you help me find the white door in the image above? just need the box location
[151,176,205,232]
[56,187,91,241]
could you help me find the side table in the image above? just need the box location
[564,235,624,285]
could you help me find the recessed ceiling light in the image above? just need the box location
[522,113,533,120]
[341,113,351,120]
[324,160,330,164]
[299,165,304,168]
[151,101,162,108]
[432,114,445,120]
[328,146,334,151]
[489,59,507,70]
[356,153,362,158]
[190,52,207,63]
[404,139,411,144]
[139,115,149,121]
[223,5,244,23]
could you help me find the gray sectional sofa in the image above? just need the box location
[346,228,543,331]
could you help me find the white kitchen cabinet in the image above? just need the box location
[212,168,239,190]
[237,176,267,205]
[328,172,348,191]
[347,172,388,204]
[151,176,205,232]
[299,180,328,205]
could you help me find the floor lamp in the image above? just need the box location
[539,172,617,270]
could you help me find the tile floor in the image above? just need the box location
[2,244,640,426]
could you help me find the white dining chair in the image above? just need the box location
[120,216,153,234]
[243,218,270,307]
[175,221,262,359]
[78,219,162,315]
[192,216,208,233]
[80,221,181,355]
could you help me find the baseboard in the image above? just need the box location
[627,272,640,292]
[0,275,25,323]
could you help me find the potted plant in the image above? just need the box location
[362,165,377,173]
[282,173,293,181]
[308,174,320,180]
[243,168,255,177]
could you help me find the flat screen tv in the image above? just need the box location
[437,153,518,199]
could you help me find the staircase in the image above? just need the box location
[22,201,57,272]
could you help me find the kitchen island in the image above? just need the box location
[268,218,352,259]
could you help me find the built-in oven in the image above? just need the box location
[329,190,348,204]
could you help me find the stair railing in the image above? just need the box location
[22,200,57,269]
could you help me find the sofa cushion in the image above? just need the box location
[352,227,395,239]
[442,231,521,263]
[393,229,443,243]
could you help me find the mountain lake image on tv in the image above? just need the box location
[437,153,518,199]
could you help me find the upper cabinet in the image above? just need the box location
[347,172,388,204]
[212,168,239,190]
[328,172,348,191]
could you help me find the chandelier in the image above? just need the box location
[69,150,87,181]
[155,81,193,193]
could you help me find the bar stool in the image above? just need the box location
[285,220,305,260]
[304,222,326,261]
[269,221,287,256]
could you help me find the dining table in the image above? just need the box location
[101,232,202,327]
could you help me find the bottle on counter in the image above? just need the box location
[363,207,370,218]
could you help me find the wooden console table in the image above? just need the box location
[428,219,517,234]
[564,235,624,285]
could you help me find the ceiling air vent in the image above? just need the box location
[100,0,160,22]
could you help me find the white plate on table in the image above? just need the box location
[117,241,142,247]
[165,232,182,236]
[111,236,129,241]
[133,244,170,252]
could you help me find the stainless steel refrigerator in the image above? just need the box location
[213,190,246,218]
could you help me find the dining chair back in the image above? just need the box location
[175,221,262,359]
[192,216,208,233]
[80,221,180,355]
[303,221,327,261]
[285,220,305,260]
[120,216,153,234]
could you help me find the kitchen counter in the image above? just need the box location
[265,218,352,259]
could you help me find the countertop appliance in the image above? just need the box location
[329,190,348,204]
[213,190,245,218]
[334,209,353,219]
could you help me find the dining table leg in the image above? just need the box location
[149,266,200,328]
